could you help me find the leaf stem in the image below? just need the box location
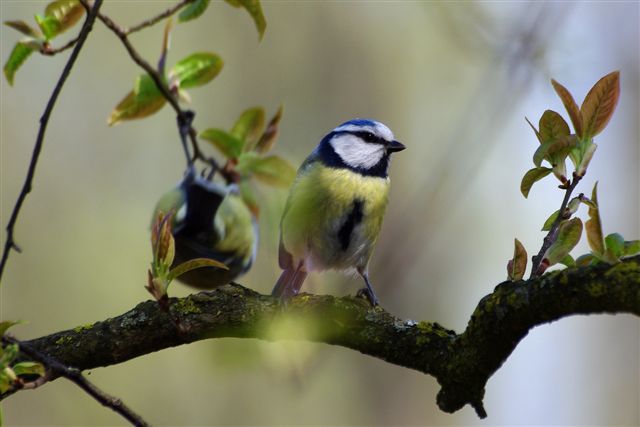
[529,173,582,278]
[0,0,103,284]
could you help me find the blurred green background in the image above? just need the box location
[1,1,639,425]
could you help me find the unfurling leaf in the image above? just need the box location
[520,167,552,198]
[579,195,597,209]
[168,258,228,282]
[4,20,43,38]
[604,233,625,259]
[232,107,265,148]
[507,238,527,281]
[3,42,37,86]
[170,52,223,89]
[108,74,166,125]
[543,217,583,267]
[200,128,245,159]
[551,78,583,138]
[12,361,45,377]
[237,153,296,187]
[576,141,597,176]
[255,105,283,153]
[580,71,620,139]
[178,0,211,22]
[224,0,266,40]
[35,14,61,40]
[44,0,84,35]
[585,182,604,256]
[542,209,560,231]
[623,240,640,256]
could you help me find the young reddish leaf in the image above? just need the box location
[541,209,560,231]
[3,42,36,86]
[108,74,167,125]
[585,182,604,255]
[232,107,265,148]
[543,217,583,267]
[170,52,223,89]
[580,71,620,138]
[623,240,640,256]
[199,128,245,159]
[538,110,570,143]
[168,258,228,282]
[179,0,211,22]
[255,105,283,153]
[237,153,296,187]
[4,20,43,38]
[44,0,84,35]
[34,14,61,40]
[507,238,527,281]
[551,78,583,138]
[224,0,266,40]
[520,167,552,198]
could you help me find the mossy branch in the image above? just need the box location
[5,255,639,418]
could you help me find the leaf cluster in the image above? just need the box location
[0,322,45,400]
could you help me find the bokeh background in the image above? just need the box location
[1,1,639,425]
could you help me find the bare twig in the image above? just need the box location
[2,336,150,427]
[40,37,80,56]
[125,0,194,35]
[0,0,104,284]
[529,173,583,278]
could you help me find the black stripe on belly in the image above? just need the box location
[338,199,364,251]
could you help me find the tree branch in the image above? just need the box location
[125,0,194,35]
[6,256,639,418]
[0,0,103,283]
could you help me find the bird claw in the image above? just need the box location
[356,287,379,307]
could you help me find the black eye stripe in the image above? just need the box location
[352,130,385,144]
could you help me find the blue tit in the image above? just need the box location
[153,167,258,289]
[271,119,405,306]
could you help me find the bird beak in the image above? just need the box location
[387,140,406,153]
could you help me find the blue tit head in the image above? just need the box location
[313,119,405,178]
[153,168,258,289]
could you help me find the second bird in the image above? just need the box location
[272,119,405,306]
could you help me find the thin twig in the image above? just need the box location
[40,37,80,56]
[3,336,150,427]
[0,0,104,284]
[125,0,193,35]
[529,173,583,278]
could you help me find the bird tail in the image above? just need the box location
[272,263,307,298]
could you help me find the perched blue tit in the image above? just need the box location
[153,167,258,289]
[272,119,405,306]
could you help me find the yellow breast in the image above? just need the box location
[281,163,390,270]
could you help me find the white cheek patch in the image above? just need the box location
[330,134,385,169]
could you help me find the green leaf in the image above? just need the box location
[168,258,228,282]
[0,373,12,394]
[35,14,61,40]
[239,179,260,217]
[551,78,583,138]
[623,240,640,256]
[237,153,296,187]
[170,52,223,89]
[224,0,266,40]
[585,182,604,256]
[580,71,620,139]
[533,135,577,168]
[255,105,283,153]
[0,344,19,366]
[0,321,22,338]
[576,141,597,177]
[520,167,552,198]
[44,0,84,35]
[579,196,597,210]
[543,217,583,267]
[559,254,575,267]
[108,74,167,126]
[12,361,45,377]
[199,128,245,159]
[604,233,625,259]
[178,0,211,22]
[3,42,37,86]
[538,110,570,143]
[232,107,265,148]
[4,20,43,38]
[575,254,595,267]
[541,209,559,231]
[507,238,527,281]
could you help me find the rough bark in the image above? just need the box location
[8,255,640,418]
